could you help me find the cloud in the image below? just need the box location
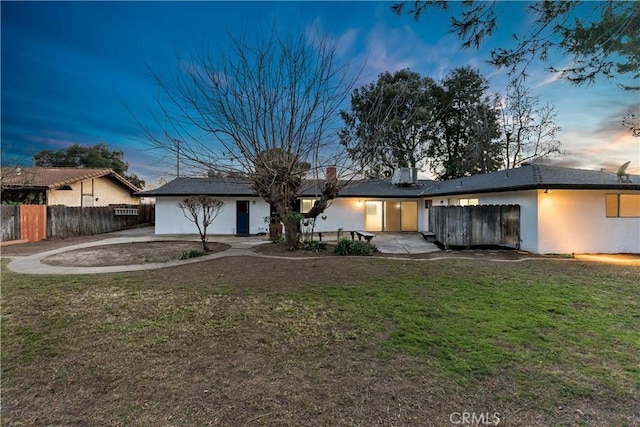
[335,28,359,58]
[360,23,467,82]
[23,134,78,149]
[303,18,361,64]
[533,68,566,89]
[554,125,639,175]
[591,103,640,139]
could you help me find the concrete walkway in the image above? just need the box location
[5,229,440,275]
[373,233,440,255]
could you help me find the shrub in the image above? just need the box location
[179,249,206,260]
[334,238,353,256]
[305,240,327,252]
[334,238,377,256]
[351,240,376,256]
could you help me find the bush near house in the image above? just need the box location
[334,238,377,256]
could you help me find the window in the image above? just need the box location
[459,198,479,206]
[606,194,640,217]
[424,199,433,209]
[301,199,316,214]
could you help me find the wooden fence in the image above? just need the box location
[1,205,20,242]
[429,205,520,249]
[21,205,47,242]
[0,204,154,242]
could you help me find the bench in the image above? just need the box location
[349,230,376,243]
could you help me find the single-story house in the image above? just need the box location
[139,164,640,254]
[1,167,141,206]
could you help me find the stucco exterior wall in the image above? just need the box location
[154,189,639,253]
[48,183,83,206]
[155,197,270,235]
[425,189,640,254]
[536,189,639,254]
[310,198,365,232]
[311,198,425,233]
[92,177,139,205]
[47,178,139,206]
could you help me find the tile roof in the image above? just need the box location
[138,164,640,199]
[1,167,141,192]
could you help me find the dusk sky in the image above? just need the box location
[2,1,638,187]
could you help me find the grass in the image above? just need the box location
[1,256,639,426]
[313,265,639,392]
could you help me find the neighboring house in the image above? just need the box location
[1,167,141,206]
[139,164,640,254]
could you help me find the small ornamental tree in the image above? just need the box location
[177,195,224,252]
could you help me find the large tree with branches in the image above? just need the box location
[499,78,564,169]
[392,1,639,89]
[145,25,357,249]
[339,69,439,178]
[428,67,502,180]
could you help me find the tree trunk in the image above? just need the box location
[201,236,209,252]
[268,222,283,241]
[283,216,299,250]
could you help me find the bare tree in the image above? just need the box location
[499,78,563,169]
[144,24,357,249]
[177,195,224,252]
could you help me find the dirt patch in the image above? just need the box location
[4,232,547,269]
[252,241,543,261]
[42,241,230,267]
[1,235,111,256]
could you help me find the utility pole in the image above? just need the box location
[173,139,181,177]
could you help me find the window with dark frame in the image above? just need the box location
[605,194,640,217]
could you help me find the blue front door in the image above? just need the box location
[236,201,250,235]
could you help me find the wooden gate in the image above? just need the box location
[429,205,520,249]
[20,205,47,242]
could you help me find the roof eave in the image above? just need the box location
[423,183,640,197]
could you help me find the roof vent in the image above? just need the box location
[391,167,418,186]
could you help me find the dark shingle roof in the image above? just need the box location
[140,177,256,197]
[421,164,640,196]
[1,167,141,192]
[299,179,437,198]
[138,165,640,198]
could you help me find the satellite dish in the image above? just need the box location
[616,161,631,182]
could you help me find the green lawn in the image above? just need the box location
[2,256,639,426]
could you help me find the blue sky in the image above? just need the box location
[2,1,638,186]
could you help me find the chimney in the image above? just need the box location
[326,166,337,185]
